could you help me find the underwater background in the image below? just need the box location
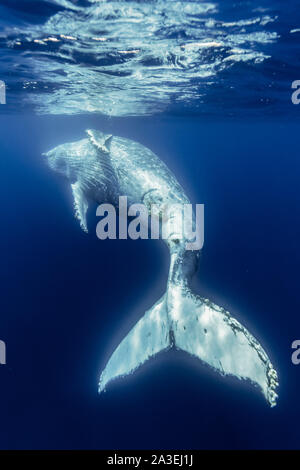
[0,0,300,449]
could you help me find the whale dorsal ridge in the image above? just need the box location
[86,129,112,154]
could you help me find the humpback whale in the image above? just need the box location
[43,130,278,406]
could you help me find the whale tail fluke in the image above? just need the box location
[98,295,171,393]
[169,287,278,407]
[99,286,278,406]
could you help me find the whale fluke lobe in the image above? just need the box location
[43,130,279,406]
[171,287,279,407]
[99,284,278,407]
[99,295,170,393]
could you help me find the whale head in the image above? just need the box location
[42,142,77,181]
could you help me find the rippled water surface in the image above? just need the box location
[0,0,299,116]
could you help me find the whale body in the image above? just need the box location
[43,130,278,406]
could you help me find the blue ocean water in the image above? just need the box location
[0,0,300,450]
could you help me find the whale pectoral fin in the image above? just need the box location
[99,295,170,393]
[171,290,278,407]
[71,181,89,233]
[86,129,112,154]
